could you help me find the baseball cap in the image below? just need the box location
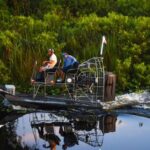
[62,52,68,56]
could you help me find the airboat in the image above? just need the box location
[0,36,118,110]
[3,56,105,110]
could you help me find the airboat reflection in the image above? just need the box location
[29,111,117,150]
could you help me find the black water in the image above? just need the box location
[0,110,150,150]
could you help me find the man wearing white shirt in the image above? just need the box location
[40,49,57,71]
[31,49,57,83]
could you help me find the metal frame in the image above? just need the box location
[32,57,105,103]
[74,57,105,102]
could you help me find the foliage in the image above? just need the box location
[0,0,149,92]
[0,59,10,84]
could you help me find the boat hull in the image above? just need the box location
[5,94,103,110]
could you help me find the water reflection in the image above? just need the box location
[30,112,117,150]
[0,111,150,150]
[0,111,117,150]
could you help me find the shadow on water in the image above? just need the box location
[0,109,150,150]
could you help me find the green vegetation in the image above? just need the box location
[0,0,149,92]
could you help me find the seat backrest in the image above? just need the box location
[54,59,61,68]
